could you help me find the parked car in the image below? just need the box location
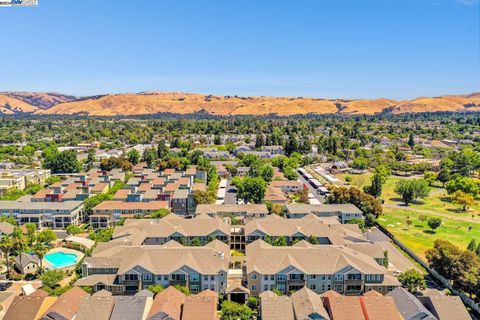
[0,282,12,291]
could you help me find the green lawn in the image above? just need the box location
[338,172,480,260]
[377,207,480,260]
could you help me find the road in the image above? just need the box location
[224,180,238,204]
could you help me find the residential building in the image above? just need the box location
[182,290,219,320]
[110,296,153,320]
[246,240,399,296]
[387,287,438,320]
[90,201,168,229]
[195,204,269,222]
[112,214,230,246]
[243,213,371,247]
[259,291,295,320]
[76,240,230,295]
[0,201,84,229]
[418,293,471,320]
[14,252,40,275]
[75,296,116,320]
[147,286,185,320]
[4,295,57,320]
[290,287,330,320]
[0,169,51,196]
[42,287,89,320]
[285,204,363,223]
[270,180,303,193]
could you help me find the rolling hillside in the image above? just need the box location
[1,91,479,116]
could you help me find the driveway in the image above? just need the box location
[366,228,418,273]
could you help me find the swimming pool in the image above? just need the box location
[44,252,79,269]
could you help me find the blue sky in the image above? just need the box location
[0,0,479,99]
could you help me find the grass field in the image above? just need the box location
[338,172,480,259]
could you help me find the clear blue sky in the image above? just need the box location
[0,0,479,99]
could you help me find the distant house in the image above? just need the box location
[14,252,40,275]
[260,145,284,156]
[233,146,252,156]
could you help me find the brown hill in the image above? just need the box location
[0,91,476,117]
[0,94,39,114]
[2,92,77,109]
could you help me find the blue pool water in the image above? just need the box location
[44,252,79,269]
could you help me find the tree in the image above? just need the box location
[273,236,287,246]
[0,236,13,278]
[11,227,26,251]
[236,177,267,204]
[308,235,319,244]
[147,284,164,294]
[157,140,168,159]
[476,243,480,257]
[427,217,442,232]
[325,186,382,219]
[467,239,477,252]
[424,171,437,187]
[407,133,415,149]
[446,177,479,197]
[259,165,274,183]
[190,237,202,246]
[66,224,81,235]
[398,269,426,293]
[246,296,258,311]
[173,285,190,295]
[364,173,383,198]
[426,239,463,280]
[150,208,171,219]
[194,190,216,205]
[89,228,113,242]
[33,242,48,273]
[383,250,389,268]
[126,149,140,165]
[220,300,253,320]
[40,269,64,289]
[348,218,366,231]
[437,169,451,188]
[37,228,57,243]
[43,149,80,174]
[453,191,474,212]
[394,179,430,206]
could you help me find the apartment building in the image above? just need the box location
[243,213,370,247]
[195,204,269,222]
[76,240,230,295]
[0,169,51,195]
[285,204,363,223]
[270,180,303,193]
[245,240,399,297]
[112,214,230,246]
[0,200,84,229]
[90,201,169,229]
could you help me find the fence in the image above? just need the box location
[376,223,480,316]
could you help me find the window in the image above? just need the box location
[264,284,269,291]
[310,275,316,280]
[309,284,316,290]
[277,274,286,281]
[251,274,257,280]
[142,274,152,282]
[190,285,199,293]
[252,285,257,291]
[190,274,199,282]
[124,274,138,281]
[264,275,268,280]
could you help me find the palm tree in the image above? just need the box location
[11,227,26,252]
[33,242,47,274]
[0,236,14,279]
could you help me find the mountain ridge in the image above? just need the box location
[1,91,479,116]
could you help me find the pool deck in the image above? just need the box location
[42,247,84,270]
